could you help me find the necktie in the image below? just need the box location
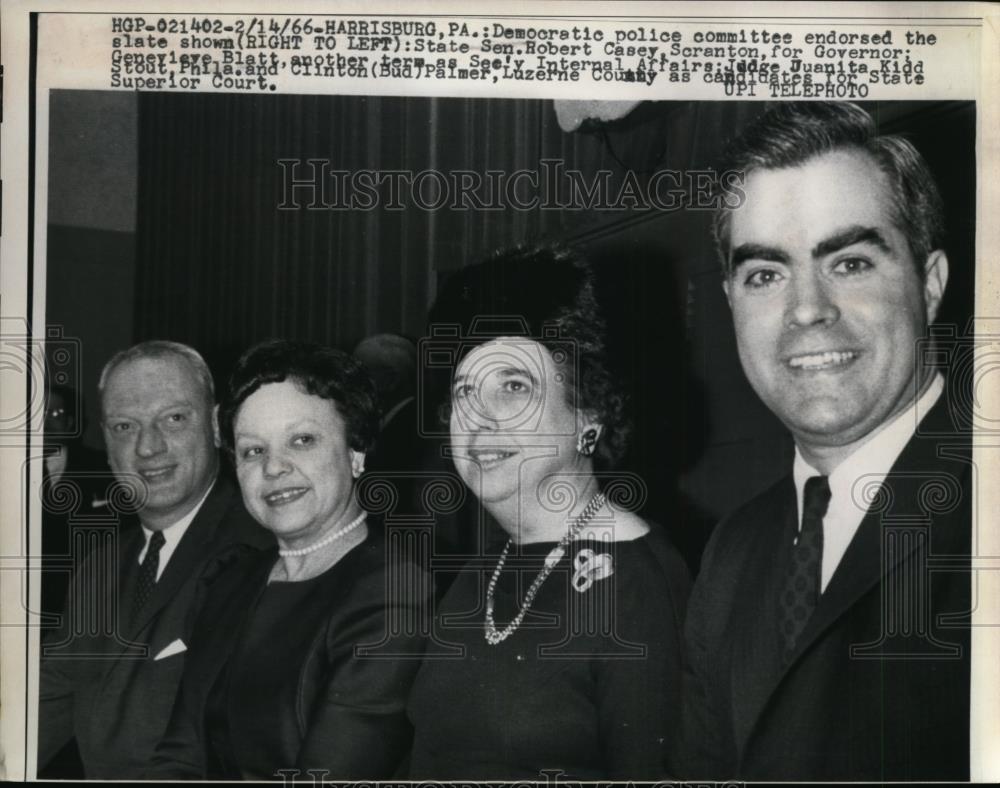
[131,530,166,627]
[779,475,830,663]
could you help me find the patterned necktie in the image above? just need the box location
[779,475,830,664]
[131,530,166,627]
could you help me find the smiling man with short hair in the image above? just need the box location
[100,346,220,531]
[38,341,272,779]
[680,103,971,781]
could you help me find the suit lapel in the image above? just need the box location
[181,549,274,703]
[117,520,143,600]
[729,477,798,756]
[128,479,236,636]
[735,393,969,755]
[113,523,147,651]
[786,393,968,665]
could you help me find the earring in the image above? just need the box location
[576,427,599,457]
[351,452,366,479]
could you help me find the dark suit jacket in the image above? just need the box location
[37,476,273,779]
[150,528,430,779]
[679,392,971,780]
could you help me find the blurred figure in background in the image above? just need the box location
[39,383,112,623]
[351,333,422,484]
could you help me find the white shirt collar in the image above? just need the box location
[793,373,945,591]
[138,477,216,581]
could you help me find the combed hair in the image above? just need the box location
[713,102,945,278]
[219,339,380,455]
[98,340,215,406]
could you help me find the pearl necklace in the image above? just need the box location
[277,511,367,557]
[484,491,606,646]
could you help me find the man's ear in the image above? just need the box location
[212,404,221,449]
[722,277,733,309]
[923,250,949,325]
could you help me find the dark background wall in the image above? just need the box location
[45,94,976,563]
[46,90,138,448]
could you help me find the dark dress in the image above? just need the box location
[407,525,690,780]
[151,530,430,779]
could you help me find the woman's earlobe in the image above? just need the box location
[351,451,366,479]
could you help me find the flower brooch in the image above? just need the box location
[571,548,614,593]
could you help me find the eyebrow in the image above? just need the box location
[811,225,892,258]
[453,366,540,386]
[234,418,321,440]
[730,225,893,271]
[499,367,540,386]
[103,401,194,420]
[159,402,195,414]
[730,243,790,270]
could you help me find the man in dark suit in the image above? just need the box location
[37,341,272,779]
[680,103,971,780]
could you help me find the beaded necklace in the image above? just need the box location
[484,491,606,645]
[277,511,366,557]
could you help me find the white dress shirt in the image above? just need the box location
[793,373,945,592]
[138,479,216,581]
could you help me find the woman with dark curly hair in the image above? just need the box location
[407,245,690,779]
[150,340,428,779]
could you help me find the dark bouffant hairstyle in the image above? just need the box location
[219,339,379,455]
[427,243,630,468]
[713,102,945,278]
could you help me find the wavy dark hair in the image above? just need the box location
[713,101,946,279]
[428,243,629,468]
[219,339,379,456]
